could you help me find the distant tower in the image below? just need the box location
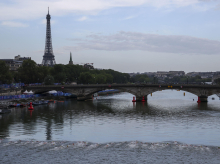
[69,52,73,65]
[42,7,56,66]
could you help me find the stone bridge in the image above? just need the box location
[23,84,220,102]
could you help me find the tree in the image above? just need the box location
[36,66,50,83]
[79,72,95,84]
[0,61,13,84]
[54,73,66,83]
[44,75,54,85]
[17,59,38,84]
[133,74,150,83]
[214,78,220,85]
[95,74,106,84]
[105,74,113,84]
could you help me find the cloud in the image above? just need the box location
[0,0,214,21]
[77,16,88,21]
[124,16,136,20]
[1,21,28,27]
[67,31,220,55]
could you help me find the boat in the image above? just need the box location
[39,100,48,104]
[20,104,27,107]
[0,109,11,114]
[32,101,42,106]
[8,104,20,107]
[32,101,48,106]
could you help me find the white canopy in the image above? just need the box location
[23,90,33,95]
[48,90,57,94]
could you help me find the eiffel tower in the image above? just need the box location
[42,8,56,66]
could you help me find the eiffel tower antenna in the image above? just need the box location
[42,8,56,66]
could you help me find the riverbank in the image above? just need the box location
[0,95,76,108]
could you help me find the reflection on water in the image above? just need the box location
[0,90,220,146]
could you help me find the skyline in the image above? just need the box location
[1,0,220,73]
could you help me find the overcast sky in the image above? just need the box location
[1,0,220,73]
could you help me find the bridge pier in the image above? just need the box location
[136,95,147,102]
[198,95,208,103]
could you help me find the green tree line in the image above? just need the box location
[0,59,214,85]
[0,59,130,84]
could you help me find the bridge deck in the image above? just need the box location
[24,84,220,89]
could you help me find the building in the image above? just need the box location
[143,72,157,77]
[0,55,31,71]
[186,72,215,78]
[129,71,185,79]
[84,63,94,69]
[169,71,185,76]
[69,52,73,65]
[156,71,169,79]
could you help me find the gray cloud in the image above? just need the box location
[0,0,212,21]
[67,31,220,55]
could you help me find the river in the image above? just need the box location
[0,90,220,163]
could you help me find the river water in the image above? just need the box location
[1,90,220,163]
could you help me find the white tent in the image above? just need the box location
[48,90,57,94]
[23,90,33,95]
[23,90,29,94]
